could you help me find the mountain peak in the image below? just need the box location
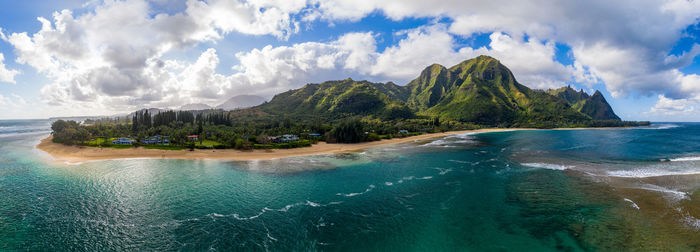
[179,103,212,111]
[475,55,499,62]
[547,87,619,120]
[216,95,266,111]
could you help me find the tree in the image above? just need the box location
[329,118,365,143]
[433,116,440,127]
[197,118,204,145]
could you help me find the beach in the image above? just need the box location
[37,128,532,163]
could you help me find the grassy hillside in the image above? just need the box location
[547,86,621,120]
[258,78,413,120]
[406,56,589,126]
[254,55,630,127]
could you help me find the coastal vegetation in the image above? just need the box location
[49,56,649,150]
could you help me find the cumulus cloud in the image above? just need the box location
[369,25,573,89]
[2,0,700,119]
[0,53,19,84]
[649,95,697,115]
[309,0,700,118]
[2,0,308,112]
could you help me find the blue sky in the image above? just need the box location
[0,0,699,121]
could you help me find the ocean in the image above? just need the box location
[0,120,698,251]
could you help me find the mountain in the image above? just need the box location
[255,55,623,126]
[216,95,267,110]
[405,56,589,125]
[178,103,212,111]
[547,86,621,120]
[127,108,165,118]
[258,78,413,120]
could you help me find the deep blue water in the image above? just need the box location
[0,121,699,251]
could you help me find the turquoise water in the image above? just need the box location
[1,120,699,250]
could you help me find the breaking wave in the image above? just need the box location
[337,185,376,197]
[606,169,700,178]
[521,162,574,170]
[669,156,700,162]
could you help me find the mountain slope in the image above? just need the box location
[179,103,212,111]
[250,55,622,127]
[547,86,620,120]
[258,78,412,120]
[406,56,588,125]
[216,95,266,110]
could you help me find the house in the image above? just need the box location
[187,135,199,142]
[399,130,409,134]
[142,135,170,145]
[112,138,134,145]
[280,134,299,142]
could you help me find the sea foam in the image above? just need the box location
[606,169,700,178]
[521,162,573,170]
[623,198,640,210]
[669,156,700,162]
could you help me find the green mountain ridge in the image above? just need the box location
[256,55,623,127]
[546,86,621,120]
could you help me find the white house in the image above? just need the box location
[112,138,134,145]
[280,134,299,142]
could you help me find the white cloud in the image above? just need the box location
[2,0,700,119]
[369,25,573,89]
[646,73,700,120]
[2,0,308,114]
[649,95,697,115]
[311,0,700,102]
[0,53,19,84]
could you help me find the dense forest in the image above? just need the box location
[50,109,467,149]
[49,55,650,150]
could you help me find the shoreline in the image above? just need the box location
[35,127,618,164]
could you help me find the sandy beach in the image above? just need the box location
[36,127,615,163]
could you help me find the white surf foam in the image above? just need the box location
[682,214,700,230]
[337,184,375,197]
[669,156,700,162]
[654,124,679,129]
[607,169,700,178]
[521,162,574,170]
[421,139,457,148]
[635,184,689,201]
[433,167,453,175]
[623,198,640,210]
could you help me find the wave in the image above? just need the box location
[669,156,700,162]
[607,169,700,178]
[336,184,375,197]
[682,213,700,230]
[433,167,453,175]
[633,184,689,201]
[421,139,458,148]
[0,130,51,139]
[448,160,479,165]
[207,200,342,221]
[635,124,680,130]
[623,198,640,210]
[654,124,680,129]
[421,134,477,148]
[521,162,574,170]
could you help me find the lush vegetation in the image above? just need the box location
[49,55,650,150]
[547,86,621,120]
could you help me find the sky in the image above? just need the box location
[0,0,699,121]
